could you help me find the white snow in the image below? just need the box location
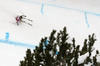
[78,53,89,64]
[0,0,100,66]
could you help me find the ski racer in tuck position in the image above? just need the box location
[15,15,26,25]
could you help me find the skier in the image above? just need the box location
[15,15,26,25]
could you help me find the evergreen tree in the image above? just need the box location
[20,49,33,66]
[80,39,88,55]
[20,27,99,66]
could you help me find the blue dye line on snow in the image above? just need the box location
[44,3,100,17]
[41,4,44,15]
[5,32,9,41]
[0,33,37,49]
[18,0,100,28]
[84,12,89,28]
[19,0,100,16]
[0,39,36,49]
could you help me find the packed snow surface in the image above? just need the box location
[0,0,100,66]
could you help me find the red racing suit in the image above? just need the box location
[15,16,22,25]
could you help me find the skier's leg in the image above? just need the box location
[20,19,22,22]
[16,21,19,25]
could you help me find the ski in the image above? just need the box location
[23,21,32,26]
[19,14,33,22]
[25,18,33,22]
[27,19,33,22]
[22,17,33,22]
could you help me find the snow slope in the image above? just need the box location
[0,0,100,66]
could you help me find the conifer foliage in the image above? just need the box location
[20,27,100,66]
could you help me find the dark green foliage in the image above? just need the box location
[72,38,75,49]
[88,34,96,57]
[96,50,99,55]
[80,39,88,55]
[20,27,99,66]
[20,49,34,66]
